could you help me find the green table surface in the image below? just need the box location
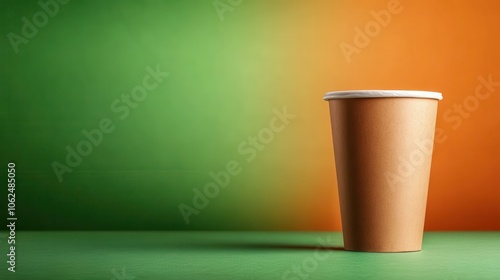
[1,231,499,280]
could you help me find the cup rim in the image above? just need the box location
[323,90,443,101]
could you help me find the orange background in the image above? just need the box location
[278,0,500,231]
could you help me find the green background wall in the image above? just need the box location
[2,0,500,231]
[1,0,331,230]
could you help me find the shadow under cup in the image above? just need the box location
[324,90,442,252]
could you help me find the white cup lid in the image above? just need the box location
[323,90,443,101]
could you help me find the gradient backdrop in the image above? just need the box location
[1,0,499,231]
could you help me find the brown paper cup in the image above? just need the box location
[324,90,442,252]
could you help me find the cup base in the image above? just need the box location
[344,246,422,253]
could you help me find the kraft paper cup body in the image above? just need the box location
[324,90,442,252]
